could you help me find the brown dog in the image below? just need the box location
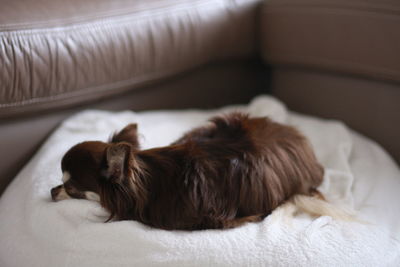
[51,112,324,230]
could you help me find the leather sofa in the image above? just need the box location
[1,0,399,195]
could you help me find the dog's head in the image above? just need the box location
[50,123,139,203]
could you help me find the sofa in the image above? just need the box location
[1,0,399,197]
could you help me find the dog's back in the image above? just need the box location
[145,112,324,229]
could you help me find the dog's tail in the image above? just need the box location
[290,191,359,222]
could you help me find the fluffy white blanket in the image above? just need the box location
[1,95,399,267]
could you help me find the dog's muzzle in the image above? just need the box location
[51,185,71,201]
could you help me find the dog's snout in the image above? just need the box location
[51,185,63,201]
[51,184,72,201]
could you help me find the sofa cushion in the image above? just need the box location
[260,0,400,83]
[0,0,261,118]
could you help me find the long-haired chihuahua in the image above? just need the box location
[51,112,352,230]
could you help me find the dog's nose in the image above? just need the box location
[51,185,63,201]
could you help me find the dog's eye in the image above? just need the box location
[66,179,84,191]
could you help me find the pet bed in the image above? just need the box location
[0,95,399,266]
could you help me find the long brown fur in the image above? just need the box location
[51,112,324,230]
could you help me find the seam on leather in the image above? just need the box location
[0,0,207,30]
[0,5,214,34]
[0,0,252,32]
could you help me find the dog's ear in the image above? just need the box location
[102,143,132,183]
[110,124,140,149]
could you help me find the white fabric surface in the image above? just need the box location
[0,95,399,267]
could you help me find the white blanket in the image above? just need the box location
[0,95,399,266]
